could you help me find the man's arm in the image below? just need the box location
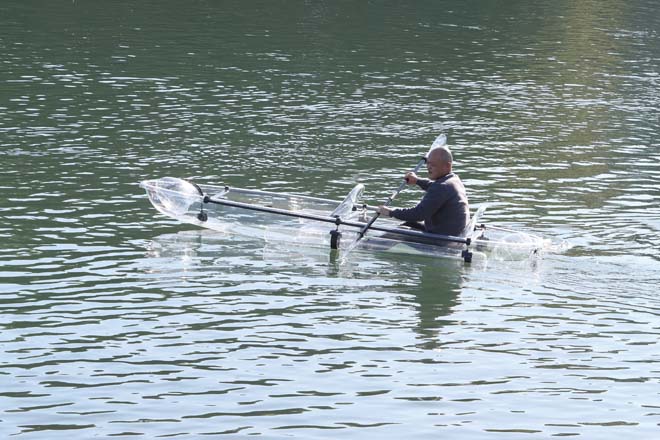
[390,183,448,222]
[377,176,433,218]
[416,178,432,191]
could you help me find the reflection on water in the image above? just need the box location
[402,259,465,350]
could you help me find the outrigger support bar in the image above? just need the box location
[330,216,342,250]
[188,180,209,222]
[201,194,471,247]
[330,230,342,250]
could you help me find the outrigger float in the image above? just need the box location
[140,135,548,263]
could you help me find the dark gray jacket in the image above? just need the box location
[391,173,470,236]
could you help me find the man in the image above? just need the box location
[377,147,470,237]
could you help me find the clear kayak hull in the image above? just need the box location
[140,177,549,262]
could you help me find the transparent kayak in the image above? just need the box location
[140,177,549,263]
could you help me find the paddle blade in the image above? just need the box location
[429,133,447,152]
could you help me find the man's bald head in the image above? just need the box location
[428,147,453,165]
[426,147,453,180]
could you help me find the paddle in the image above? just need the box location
[341,133,447,257]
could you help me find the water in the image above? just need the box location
[2,1,659,438]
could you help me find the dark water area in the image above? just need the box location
[1,1,659,438]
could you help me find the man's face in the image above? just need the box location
[426,154,446,180]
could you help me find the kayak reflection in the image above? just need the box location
[391,257,466,351]
[142,230,468,351]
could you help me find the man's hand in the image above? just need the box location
[377,206,392,217]
[404,172,418,185]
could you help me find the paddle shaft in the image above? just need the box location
[356,155,428,238]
